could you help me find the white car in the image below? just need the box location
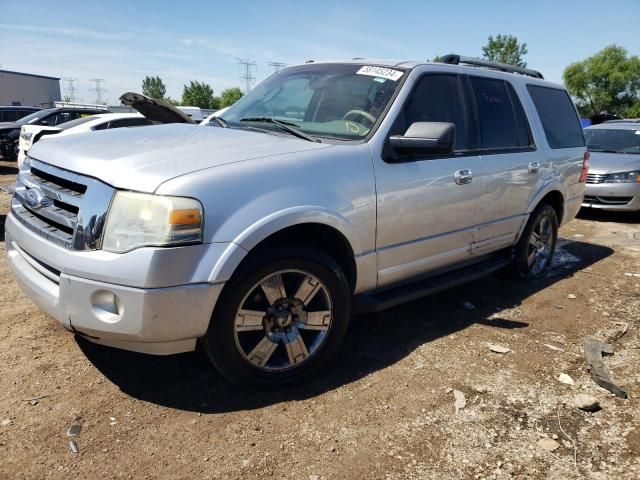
[18,113,151,167]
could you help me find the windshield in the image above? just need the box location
[16,108,55,125]
[222,63,406,140]
[585,128,640,154]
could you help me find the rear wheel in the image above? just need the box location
[513,204,558,278]
[201,247,351,388]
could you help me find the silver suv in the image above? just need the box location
[6,56,588,387]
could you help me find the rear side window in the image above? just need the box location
[470,77,532,150]
[527,85,584,149]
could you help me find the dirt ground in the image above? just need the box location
[0,158,639,480]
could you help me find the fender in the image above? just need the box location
[207,206,366,285]
[514,180,566,243]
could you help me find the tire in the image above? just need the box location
[200,247,351,388]
[512,203,558,279]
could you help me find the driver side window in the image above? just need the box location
[397,74,470,151]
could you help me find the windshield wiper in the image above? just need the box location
[239,117,320,143]
[211,116,228,128]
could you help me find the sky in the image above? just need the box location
[1,0,638,105]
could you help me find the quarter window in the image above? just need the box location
[527,85,584,149]
[470,77,531,149]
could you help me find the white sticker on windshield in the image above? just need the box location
[356,66,403,82]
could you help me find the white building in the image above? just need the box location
[0,69,61,108]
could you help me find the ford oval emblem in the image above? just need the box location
[24,187,48,210]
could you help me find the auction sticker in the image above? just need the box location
[356,66,404,81]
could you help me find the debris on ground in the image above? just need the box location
[69,440,79,454]
[488,344,511,354]
[0,184,14,195]
[583,336,629,399]
[538,438,561,452]
[461,301,476,311]
[567,294,577,299]
[544,343,565,352]
[558,373,575,385]
[623,272,640,277]
[67,425,82,437]
[452,390,466,414]
[574,394,601,412]
[1,418,12,427]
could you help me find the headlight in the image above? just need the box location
[603,171,640,183]
[102,191,203,253]
[20,132,33,142]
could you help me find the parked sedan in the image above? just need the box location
[17,113,152,167]
[0,106,108,159]
[583,122,640,212]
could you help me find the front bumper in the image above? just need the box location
[5,212,226,354]
[582,182,640,211]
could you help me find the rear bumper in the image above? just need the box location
[5,212,225,354]
[582,182,640,211]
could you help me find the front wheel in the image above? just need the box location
[201,247,351,388]
[512,204,558,278]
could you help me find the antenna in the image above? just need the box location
[63,77,78,103]
[267,61,287,74]
[89,78,107,105]
[236,58,257,94]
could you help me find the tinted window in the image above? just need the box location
[470,77,531,149]
[2,110,28,122]
[527,85,584,149]
[584,128,640,154]
[108,118,151,128]
[402,74,469,150]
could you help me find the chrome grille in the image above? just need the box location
[586,173,607,184]
[11,157,114,250]
[583,195,633,205]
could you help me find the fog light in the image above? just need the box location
[90,290,124,324]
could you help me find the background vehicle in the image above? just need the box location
[177,106,203,122]
[0,106,41,122]
[0,106,108,159]
[6,57,587,388]
[17,113,152,167]
[583,122,640,211]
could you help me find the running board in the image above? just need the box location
[353,254,511,314]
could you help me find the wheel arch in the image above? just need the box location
[207,208,365,293]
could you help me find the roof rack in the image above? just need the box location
[439,54,544,79]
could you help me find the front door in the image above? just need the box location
[373,73,483,288]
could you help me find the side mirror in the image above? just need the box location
[389,122,455,156]
[39,120,49,126]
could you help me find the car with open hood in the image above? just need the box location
[6,57,587,387]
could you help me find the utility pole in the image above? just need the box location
[63,77,78,103]
[267,62,287,74]
[89,78,107,105]
[236,58,257,94]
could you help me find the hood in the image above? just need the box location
[28,123,332,192]
[588,151,640,174]
[119,92,196,124]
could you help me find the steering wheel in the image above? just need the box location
[343,109,376,126]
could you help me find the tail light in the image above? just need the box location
[579,151,590,182]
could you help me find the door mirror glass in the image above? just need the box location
[389,122,455,156]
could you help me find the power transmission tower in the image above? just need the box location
[63,77,78,103]
[236,58,257,94]
[89,78,107,105]
[268,62,287,74]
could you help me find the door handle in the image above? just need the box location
[528,161,540,174]
[454,169,473,185]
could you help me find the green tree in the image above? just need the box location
[482,34,528,67]
[142,76,167,100]
[219,87,244,108]
[182,81,219,109]
[563,45,640,118]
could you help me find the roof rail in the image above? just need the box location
[439,54,544,79]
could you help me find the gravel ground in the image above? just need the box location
[0,158,639,479]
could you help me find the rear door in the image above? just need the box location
[466,75,541,255]
[374,72,483,288]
